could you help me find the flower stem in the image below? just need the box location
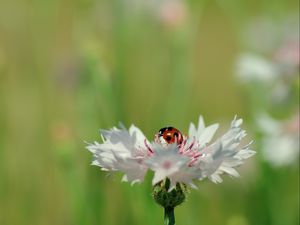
[164,207,175,225]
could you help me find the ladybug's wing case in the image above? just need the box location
[156,127,183,145]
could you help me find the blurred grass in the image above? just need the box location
[0,0,299,225]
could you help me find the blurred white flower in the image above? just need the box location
[236,53,278,83]
[87,116,255,188]
[236,15,299,85]
[257,113,299,167]
[236,50,298,103]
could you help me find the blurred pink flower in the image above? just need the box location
[274,39,299,69]
[159,0,188,28]
[124,0,188,28]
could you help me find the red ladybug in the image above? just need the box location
[156,127,183,145]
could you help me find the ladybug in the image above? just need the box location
[155,127,183,145]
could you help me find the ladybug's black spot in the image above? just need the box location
[167,127,174,131]
[174,132,178,137]
[159,127,167,135]
[166,136,172,141]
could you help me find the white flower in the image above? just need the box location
[235,51,298,104]
[257,113,299,167]
[236,15,299,86]
[86,116,255,188]
[236,53,278,83]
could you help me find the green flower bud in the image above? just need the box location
[152,178,187,209]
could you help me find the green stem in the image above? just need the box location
[164,207,175,225]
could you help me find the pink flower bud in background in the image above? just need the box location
[159,0,187,28]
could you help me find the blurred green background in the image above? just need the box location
[0,0,299,225]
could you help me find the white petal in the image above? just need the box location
[146,144,191,185]
[220,166,240,177]
[198,124,219,145]
[209,173,223,183]
[189,182,198,189]
[129,124,149,147]
[188,123,197,137]
[235,149,256,160]
[152,170,169,185]
[193,117,255,184]
[87,124,149,184]
[112,154,148,183]
[198,115,206,132]
[189,115,219,146]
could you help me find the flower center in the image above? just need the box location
[162,160,172,169]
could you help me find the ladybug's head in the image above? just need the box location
[155,127,183,145]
